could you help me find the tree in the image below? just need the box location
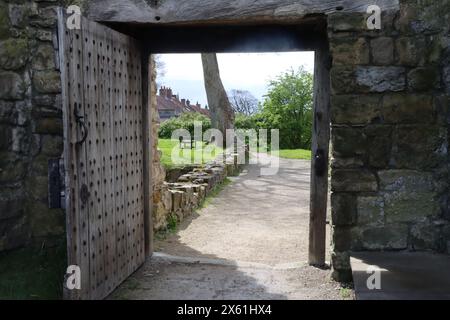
[201,53,234,139]
[260,67,313,150]
[154,54,166,88]
[228,89,259,116]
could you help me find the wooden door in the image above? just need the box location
[57,8,149,300]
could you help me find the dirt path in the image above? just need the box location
[110,154,344,300]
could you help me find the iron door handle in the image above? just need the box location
[74,108,88,145]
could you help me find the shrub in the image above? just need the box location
[158,113,211,139]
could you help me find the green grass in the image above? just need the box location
[277,149,312,160]
[158,138,223,169]
[0,241,67,299]
[258,147,311,160]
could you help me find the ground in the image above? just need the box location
[110,154,349,300]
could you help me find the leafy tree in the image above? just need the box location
[259,67,313,150]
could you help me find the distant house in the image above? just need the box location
[157,86,210,122]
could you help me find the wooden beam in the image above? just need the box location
[308,40,331,267]
[87,0,399,25]
[142,49,153,258]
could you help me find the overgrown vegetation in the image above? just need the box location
[0,241,67,299]
[158,138,222,169]
[158,113,211,139]
[235,67,313,150]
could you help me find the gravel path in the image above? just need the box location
[110,154,346,300]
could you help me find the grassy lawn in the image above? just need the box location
[0,242,67,299]
[258,147,311,160]
[158,138,223,169]
[277,149,312,160]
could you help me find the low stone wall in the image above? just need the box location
[152,155,243,231]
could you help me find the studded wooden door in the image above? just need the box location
[57,10,147,300]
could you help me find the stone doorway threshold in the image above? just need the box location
[350,252,450,300]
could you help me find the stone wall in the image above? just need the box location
[329,0,450,281]
[0,0,69,251]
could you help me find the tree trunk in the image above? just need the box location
[201,53,234,138]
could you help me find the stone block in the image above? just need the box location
[331,193,357,226]
[378,170,434,192]
[393,125,446,169]
[40,134,64,158]
[381,94,434,124]
[359,224,408,250]
[371,37,394,65]
[34,117,63,135]
[407,67,440,92]
[331,169,378,192]
[328,13,366,32]
[410,221,441,251]
[331,126,366,158]
[0,38,29,70]
[383,190,438,223]
[0,71,26,100]
[330,94,382,125]
[330,38,370,65]
[0,151,26,183]
[396,37,426,66]
[32,70,61,94]
[364,125,392,168]
[332,66,406,94]
[331,157,364,169]
[332,226,353,251]
[357,196,384,226]
[29,201,64,238]
[0,3,10,39]
[355,66,406,93]
[32,44,56,71]
[0,216,28,251]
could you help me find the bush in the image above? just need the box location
[158,113,211,139]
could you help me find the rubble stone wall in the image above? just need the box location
[329,0,450,281]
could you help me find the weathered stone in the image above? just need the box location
[0,187,24,220]
[396,37,426,66]
[0,151,27,183]
[0,101,16,125]
[32,70,61,94]
[331,126,366,158]
[410,221,442,251]
[8,3,35,28]
[382,94,434,124]
[26,174,49,201]
[384,190,438,223]
[34,117,63,135]
[332,226,352,251]
[32,44,56,70]
[357,196,384,226]
[0,216,28,251]
[0,3,10,39]
[331,157,364,169]
[359,224,408,250]
[328,13,366,32]
[331,193,356,226]
[29,7,57,28]
[331,169,378,192]
[0,125,12,150]
[378,170,434,192]
[355,66,406,93]
[407,67,440,92]
[0,71,26,100]
[333,66,406,95]
[330,38,369,65]
[28,201,64,238]
[0,38,29,70]
[371,37,394,65]
[393,125,446,169]
[364,125,392,168]
[40,134,63,156]
[330,94,382,125]
[330,250,351,271]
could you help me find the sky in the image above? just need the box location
[156,52,315,107]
